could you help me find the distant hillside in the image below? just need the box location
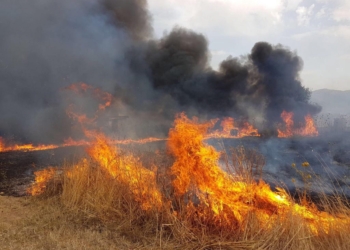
[311,89,350,115]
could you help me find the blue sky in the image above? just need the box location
[148,0,350,91]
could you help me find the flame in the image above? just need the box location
[299,114,319,137]
[278,111,318,138]
[1,82,260,154]
[168,113,348,233]
[28,111,350,234]
[0,135,167,154]
[277,111,294,138]
[0,137,6,152]
[25,83,347,234]
[207,117,260,139]
[0,137,61,153]
[83,130,163,210]
[28,167,57,196]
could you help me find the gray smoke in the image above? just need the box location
[0,0,321,143]
[0,0,144,142]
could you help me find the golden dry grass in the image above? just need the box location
[2,140,350,250]
[21,148,350,250]
[0,195,147,250]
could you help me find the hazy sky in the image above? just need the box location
[148,0,350,91]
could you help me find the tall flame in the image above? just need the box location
[168,113,347,233]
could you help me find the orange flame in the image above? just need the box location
[0,136,167,154]
[168,113,347,233]
[278,111,318,138]
[84,130,163,210]
[299,114,319,137]
[28,167,57,196]
[0,137,6,152]
[28,112,349,234]
[27,83,347,234]
[0,137,61,153]
[207,117,260,139]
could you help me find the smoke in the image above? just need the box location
[0,0,141,142]
[250,42,321,127]
[102,0,153,40]
[141,32,321,131]
[0,0,320,143]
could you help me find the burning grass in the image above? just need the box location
[25,113,350,249]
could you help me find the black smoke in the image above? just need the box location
[141,31,320,130]
[0,0,321,143]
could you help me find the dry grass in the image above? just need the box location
[0,196,144,250]
[20,146,349,250]
[4,145,350,250]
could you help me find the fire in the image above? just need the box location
[0,136,168,154]
[299,114,319,137]
[0,115,260,154]
[0,82,261,154]
[28,112,350,234]
[0,137,5,152]
[277,111,294,138]
[28,167,57,196]
[168,113,347,233]
[207,117,260,139]
[0,137,60,153]
[0,135,167,154]
[278,111,318,138]
[82,130,163,211]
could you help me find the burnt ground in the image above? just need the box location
[221,133,350,200]
[0,143,164,196]
[0,146,86,196]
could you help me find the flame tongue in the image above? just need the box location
[168,113,277,226]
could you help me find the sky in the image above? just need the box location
[148,0,350,91]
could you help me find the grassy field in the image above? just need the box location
[2,115,350,249]
[2,160,350,250]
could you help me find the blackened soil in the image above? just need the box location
[0,146,85,196]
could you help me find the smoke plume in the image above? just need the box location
[0,0,320,143]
